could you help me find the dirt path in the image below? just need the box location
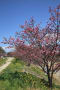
[0,57,14,73]
[53,71,60,83]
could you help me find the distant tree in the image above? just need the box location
[0,47,6,58]
[3,5,60,88]
[0,47,5,53]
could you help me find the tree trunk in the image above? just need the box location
[47,65,53,88]
[48,75,52,88]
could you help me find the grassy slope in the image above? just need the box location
[0,57,7,66]
[0,58,60,90]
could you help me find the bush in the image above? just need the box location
[0,71,48,90]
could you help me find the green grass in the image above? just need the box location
[0,58,60,90]
[0,71,49,90]
[0,57,7,66]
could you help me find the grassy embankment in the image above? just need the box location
[0,58,60,90]
[0,57,7,66]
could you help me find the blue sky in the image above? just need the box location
[0,0,60,48]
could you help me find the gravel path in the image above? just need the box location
[0,57,14,73]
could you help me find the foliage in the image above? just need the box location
[0,47,5,53]
[0,71,48,89]
[0,47,6,58]
[0,58,7,66]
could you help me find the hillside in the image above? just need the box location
[0,58,60,90]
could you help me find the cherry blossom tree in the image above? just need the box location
[3,5,60,88]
